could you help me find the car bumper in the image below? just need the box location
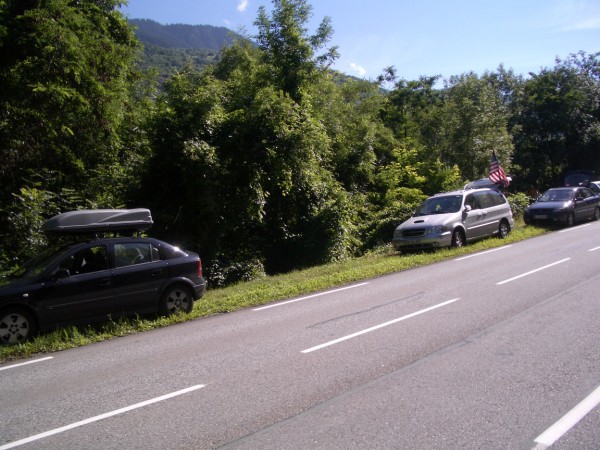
[524,211,570,225]
[392,231,453,250]
[193,278,207,300]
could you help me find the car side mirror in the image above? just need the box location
[463,205,472,213]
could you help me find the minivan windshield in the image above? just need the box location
[414,195,463,216]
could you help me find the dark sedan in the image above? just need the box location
[524,187,600,227]
[0,236,206,344]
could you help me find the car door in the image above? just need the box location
[42,244,115,324]
[482,190,510,236]
[463,193,487,240]
[473,191,502,237]
[574,188,594,221]
[112,241,167,313]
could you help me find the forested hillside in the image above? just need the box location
[1,0,599,287]
[129,19,239,80]
[129,19,238,49]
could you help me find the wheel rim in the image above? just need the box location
[0,313,31,344]
[453,231,463,247]
[568,214,574,226]
[595,208,600,221]
[499,223,509,238]
[165,288,192,314]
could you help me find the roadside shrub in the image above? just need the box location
[507,191,531,219]
[206,257,267,288]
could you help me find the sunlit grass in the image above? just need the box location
[0,222,547,362]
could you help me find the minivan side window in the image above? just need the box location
[465,193,478,209]
[491,191,507,205]
[474,190,506,208]
[474,192,492,209]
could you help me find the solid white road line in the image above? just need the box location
[455,245,512,261]
[589,246,600,252]
[301,298,460,354]
[496,258,571,285]
[253,282,370,311]
[558,223,590,233]
[0,384,206,450]
[534,384,600,448]
[0,356,53,372]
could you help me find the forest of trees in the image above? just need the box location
[1,0,599,287]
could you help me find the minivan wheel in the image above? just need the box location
[159,285,194,316]
[498,220,510,239]
[451,229,465,247]
[0,309,37,345]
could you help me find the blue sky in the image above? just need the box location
[121,0,599,82]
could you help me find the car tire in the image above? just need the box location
[159,285,194,316]
[593,207,600,221]
[567,213,575,227]
[451,229,465,247]
[498,220,510,239]
[0,308,37,345]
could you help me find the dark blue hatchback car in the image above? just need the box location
[0,209,206,344]
[524,187,600,227]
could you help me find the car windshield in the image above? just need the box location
[414,195,463,216]
[3,244,72,281]
[539,190,573,202]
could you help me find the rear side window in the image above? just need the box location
[474,191,506,208]
[115,242,161,267]
[156,243,187,259]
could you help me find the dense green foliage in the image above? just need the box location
[1,0,599,286]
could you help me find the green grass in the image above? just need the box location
[0,222,546,362]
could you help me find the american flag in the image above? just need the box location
[489,151,510,187]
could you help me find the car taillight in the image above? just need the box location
[197,259,203,277]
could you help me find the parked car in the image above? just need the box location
[0,209,206,344]
[589,181,600,196]
[524,187,600,227]
[392,187,514,252]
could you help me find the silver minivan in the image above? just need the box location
[392,187,514,251]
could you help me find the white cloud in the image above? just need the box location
[237,0,249,12]
[350,63,367,77]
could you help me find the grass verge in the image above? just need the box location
[0,223,546,362]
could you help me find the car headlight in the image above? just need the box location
[428,225,448,234]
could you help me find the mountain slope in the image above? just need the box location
[129,19,239,50]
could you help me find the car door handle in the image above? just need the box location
[98,278,111,287]
[151,269,163,277]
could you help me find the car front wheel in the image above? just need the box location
[567,213,575,227]
[159,285,194,315]
[593,207,600,221]
[451,229,465,247]
[0,309,37,345]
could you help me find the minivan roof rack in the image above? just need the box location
[464,177,511,190]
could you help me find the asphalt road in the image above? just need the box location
[1,222,600,449]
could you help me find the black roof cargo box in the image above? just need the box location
[42,209,153,235]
